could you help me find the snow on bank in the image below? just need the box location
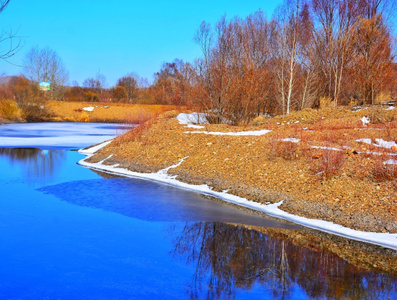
[176,113,206,129]
[83,106,95,112]
[177,113,272,135]
[360,116,370,126]
[79,144,397,251]
[185,129,272,136]
[78,140,113,155]
[384,159,397,165]
[356,138,397,149]
[311,145,345,151]
[281,138,300,143]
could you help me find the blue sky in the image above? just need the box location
[0,0,281,86]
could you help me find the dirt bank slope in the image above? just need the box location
[87,109,397,234]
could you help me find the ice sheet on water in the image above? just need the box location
[0,122,123,148]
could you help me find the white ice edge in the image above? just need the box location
[78,140,112,155]
[78,148,397,251]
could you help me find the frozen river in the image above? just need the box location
[0,122,395,299]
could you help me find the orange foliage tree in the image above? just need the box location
[351,14,396,104]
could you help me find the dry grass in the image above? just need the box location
[0,100,22,121]
[256,105,397,182]
[370,157,397,181]
[113,109,181,146]
[47,101,185,123]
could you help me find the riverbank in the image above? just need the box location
[79,106,397,250]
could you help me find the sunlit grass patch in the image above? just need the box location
[0,100,22,121]
[47,101,184,123]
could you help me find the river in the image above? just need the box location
[0,122,396,299]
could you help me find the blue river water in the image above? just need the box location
[0,123,396,299]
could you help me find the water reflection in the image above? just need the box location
[169,222,397,300]
[38,177,300,229]
[0,148,65,181]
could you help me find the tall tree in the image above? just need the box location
[274,0,310,114]
[82,72,107,101]
[116,73,138,103]
[23,47,69,100]
[351,14,395,104]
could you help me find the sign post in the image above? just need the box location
[39,82,51,91]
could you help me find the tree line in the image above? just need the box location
[1,0,396,124]
[153,0,397,124]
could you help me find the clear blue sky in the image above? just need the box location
[0,0,282,87]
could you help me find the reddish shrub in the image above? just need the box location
[309,148,345,179]
[371,155,397,181]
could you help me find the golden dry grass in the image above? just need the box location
[0,100,22,121]
[46,101,185,123]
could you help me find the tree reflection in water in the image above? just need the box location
[0,148,66,181]
[170,222,396,299]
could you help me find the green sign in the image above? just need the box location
[39,82,50,91]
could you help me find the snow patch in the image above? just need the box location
[356,138,397,149]
[375,139,397,149]
[384,159,397,165]
[83,106,95,112]
[360,116,370,126]
[281,138,300,143]
[185,129,272,136]
[356,138,372,145]
[386,106,395,111]
[311,145,343,151]
[176,113,207,128]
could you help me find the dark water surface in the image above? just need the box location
[0,127,396,299]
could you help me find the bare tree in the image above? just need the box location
[95,71,107,91]
[0,0,10,13]
[82,72,107,101]
[82,77,101,91]
[310,0,396,106]
[82,77,101,102]
[23,47,69,100]
[274,0,305,114]
[116,73,139,103]
[152,2,396,117]
[0,0,22,62]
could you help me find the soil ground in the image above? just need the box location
[87,105,397,234]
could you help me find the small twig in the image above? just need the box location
[246,268,275,280]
